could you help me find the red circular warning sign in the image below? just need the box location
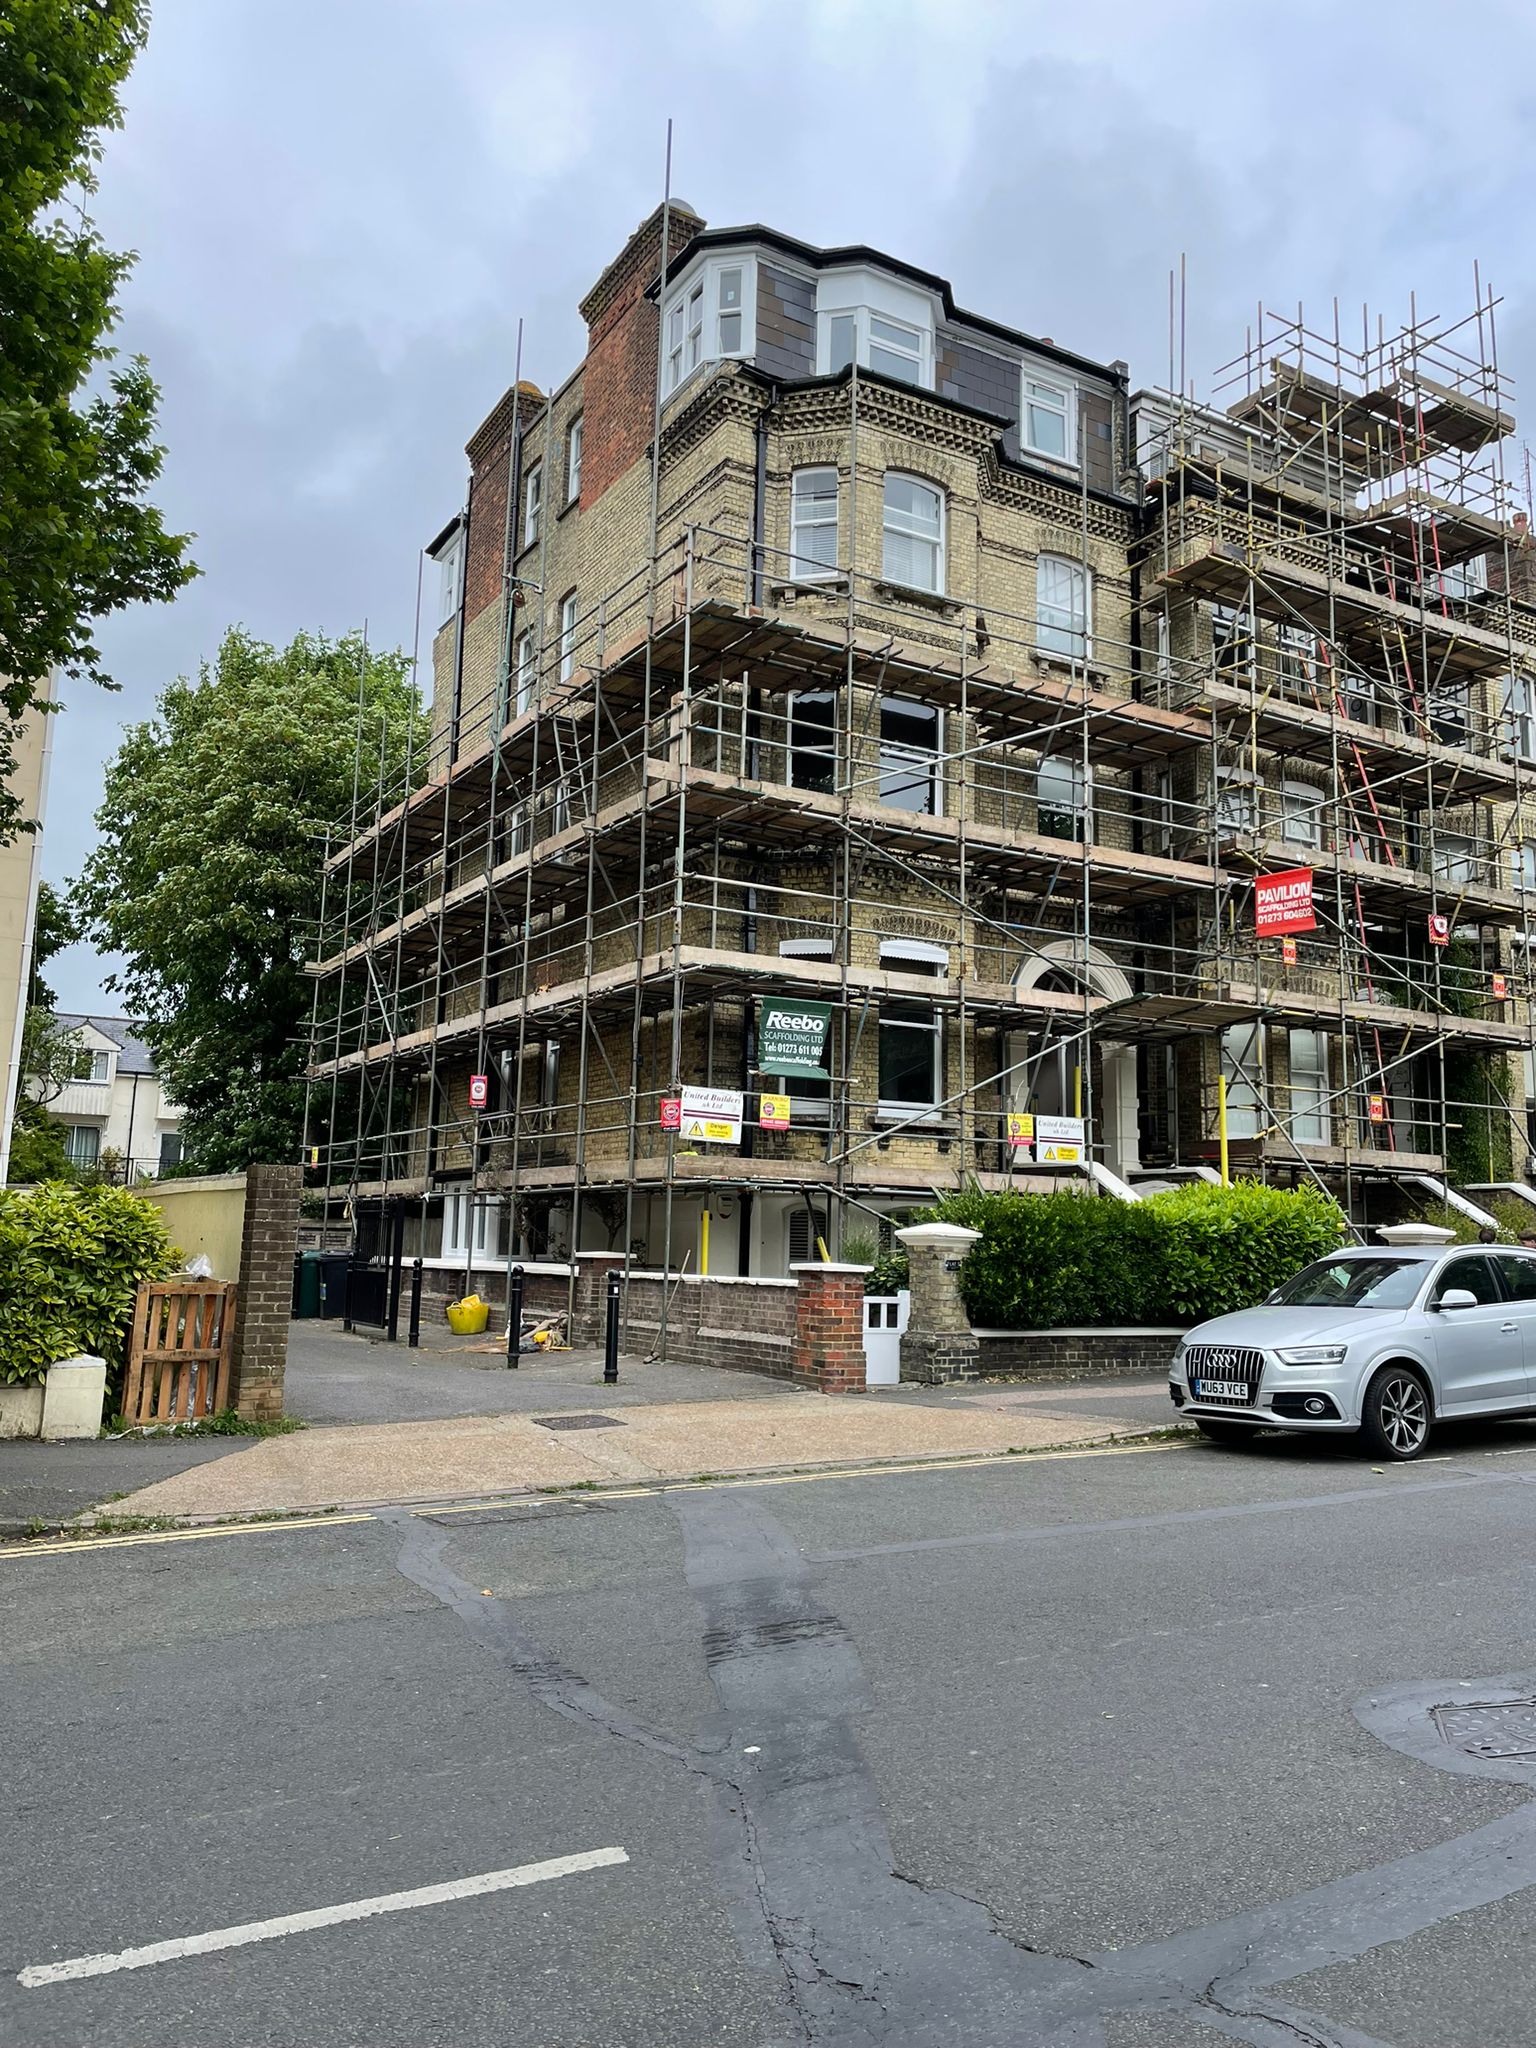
[659,1097,682,1130]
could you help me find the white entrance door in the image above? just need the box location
[863,1291,909,1386]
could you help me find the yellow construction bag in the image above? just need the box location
[445,1295,490,1335]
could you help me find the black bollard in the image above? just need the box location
[407,1259,423,1349]
[507,1264,525,1369]
[603,1270,621,1384]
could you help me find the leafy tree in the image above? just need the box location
[26,880,75,1009]
[74,628,426,1172]
[0,0,195,843]
[5,1003,86,1185]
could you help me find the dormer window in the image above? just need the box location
[663,256,757,395]
[816,268,936,389]
[1021,370,1076,463]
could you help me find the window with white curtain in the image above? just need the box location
[63,1123,102,1168]
[1036,555,1089,659]
[790,468,839,579]
[881,474,944,592]
[441,1191,501,1263]
[1288,1029,1329,1145]
[1280,779,1323,848]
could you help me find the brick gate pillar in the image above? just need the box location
[896,1221,982,1385]
[230,1163,303,1421]
[790,1263,867,1395]
[573,1252,626,1346]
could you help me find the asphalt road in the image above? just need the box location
[7,1421,1536,2045]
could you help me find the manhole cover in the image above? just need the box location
[1433,1698,1536,1759]
[533,1413,624,1432]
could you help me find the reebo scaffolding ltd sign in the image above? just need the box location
[757,998,833,1079]
[1255,867,1316,937]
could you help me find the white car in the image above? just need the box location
[1169,1240,1536,1461]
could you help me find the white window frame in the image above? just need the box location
[1513,841,1536,894]
[1150,608,1173,684]
[881,472,945,594]
[663,255,758,396]
[1280,778,1323,849]
[815,267,936,390]
[559,592,578,682]
[1432,832,1478,884]
[878,697,943,817]
[1150,764,1174,855]
[1036,755,1092,843]
[1211,602,1255,683]
[441,1190,501,1264]
[72,1047,111,1085]
[1504,672,1536,762]
[432,530,463,630]
[789,467,839,581]
[524,463,543,548]
[514,628,537,715]
[565,415,583,505]
[1288,1029,1330,1146]
[1036,554,1091,661]
[877,940,946,1118]
[1220,1021,1264,1140]
[1215,765,1258,837]
[1020,366,1077,465]
[63,1123,103,1168]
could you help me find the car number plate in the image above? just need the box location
[1194,1378,1248,1400]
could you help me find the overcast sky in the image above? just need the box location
[45,0,1536,1008]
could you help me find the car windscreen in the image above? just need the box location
[1267,1256,1427,1309]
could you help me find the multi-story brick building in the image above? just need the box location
[308,207,1536,1283]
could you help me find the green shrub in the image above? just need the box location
[866,1244,910,1295]
[0,1183,179,1385]
[930,1180,1345,1330]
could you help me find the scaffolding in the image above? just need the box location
[305,274,1536,1302]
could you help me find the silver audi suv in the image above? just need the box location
[1169,1237,1536,1460]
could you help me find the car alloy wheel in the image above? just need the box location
[1376,1372,1429,1458]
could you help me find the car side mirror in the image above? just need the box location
[1435,1288,1479,1311]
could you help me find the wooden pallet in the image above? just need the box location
[121,1281,238,1426]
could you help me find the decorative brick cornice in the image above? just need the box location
[579,202,706,334]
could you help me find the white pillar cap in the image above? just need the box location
[895,1223,981,1250]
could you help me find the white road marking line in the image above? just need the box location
[18,1846,629,1989]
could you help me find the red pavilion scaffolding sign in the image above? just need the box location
[1255,868,1316,938]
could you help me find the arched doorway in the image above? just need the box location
[1012,944,1141,1180]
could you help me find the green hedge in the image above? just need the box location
[0,1183,179,1386]
[931,1181,1345,1330]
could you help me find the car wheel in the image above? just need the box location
[1194,1418,1263,1447]
[1360,1366,1432,1461]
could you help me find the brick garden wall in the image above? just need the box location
[973,1327,1186,1380]
[230,1164,303,1423]
[615,1270,796,1378]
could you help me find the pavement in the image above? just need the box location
[82,1323,1183,1520]
[8,1419,1536,2043]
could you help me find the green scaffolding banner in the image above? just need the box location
[758,997,833,1079]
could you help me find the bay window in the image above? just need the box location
[881,473,944,593]
[663,257,756,395]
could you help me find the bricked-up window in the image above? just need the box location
[515,629,537,715]
[525,463,543,548]
[565,416,583,505]
[1036,555,1089,659]
[877,941,947,1115]
[790,468,839,579]
[1021,372,1075,462]
[879,698,941,815]
[559,592,578,682]
[1036,755,1091,842]
[788,691,837,792]
[881,474,944,593]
